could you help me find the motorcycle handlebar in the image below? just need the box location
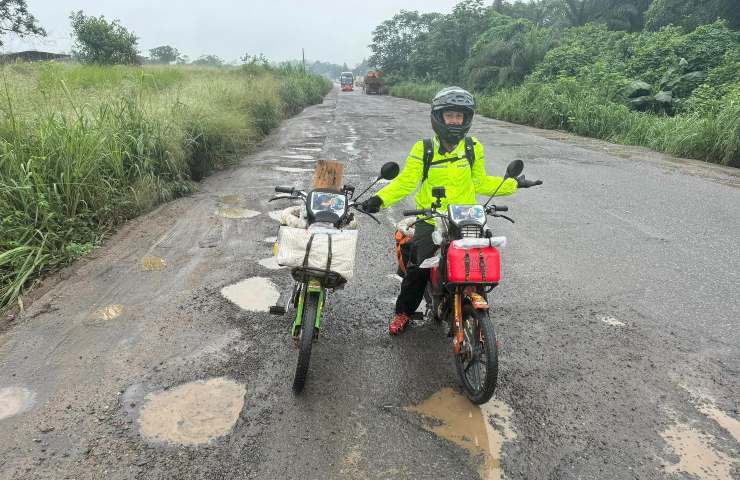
[403,209,428,217]
[274,186,294,194]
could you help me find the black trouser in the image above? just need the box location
[396,221,437,315]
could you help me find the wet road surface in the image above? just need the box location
[1,86,738,479]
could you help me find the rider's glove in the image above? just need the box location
[515,175,543,188]
[360,195,382,213]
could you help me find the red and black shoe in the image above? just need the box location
[389,313,411,335]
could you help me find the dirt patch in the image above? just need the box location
[138,377,246,445]
[661,419,736,480]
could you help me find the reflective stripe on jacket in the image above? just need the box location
[376,136,517,218]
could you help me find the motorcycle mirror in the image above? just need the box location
[379,162,400,180]
[505,160,524,179]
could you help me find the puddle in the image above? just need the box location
[406,388,516,480]
[291,147,321,152]
[94,304,124,321]
[599,315,626,327]
[0,386,36,420]
[280,154,315,160]
[220,195,241,204]
[274,166,313,173]
[258,257,284,270]
[342,142,356,152]
[221,277,280,312]
[138,377,245,445]
[142,255,167,271]
[215,207,260,219]
[698,404,740,443]
[661,421,735,480]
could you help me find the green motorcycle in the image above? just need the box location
[270,162,399,392]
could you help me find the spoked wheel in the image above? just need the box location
[293,291,319,393]
[454,304,498,404]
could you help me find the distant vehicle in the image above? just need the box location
[364,70,384,95]
[340,71,354,92]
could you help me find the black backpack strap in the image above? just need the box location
[464,136,476,168]
[421,138,434,183]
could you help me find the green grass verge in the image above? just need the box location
[0,63,331,309]
[389,80,740,168]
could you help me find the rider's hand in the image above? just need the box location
[360,195,382,213]
[515,175,543,188]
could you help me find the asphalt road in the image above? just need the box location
[1,86,738,480]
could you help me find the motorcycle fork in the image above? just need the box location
[291,280,325,339]
[452,288,464,354]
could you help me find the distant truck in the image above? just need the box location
[363,70,385,95]
[339,71,354,92]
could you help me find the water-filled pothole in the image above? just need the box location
[258,257,284,270]
[215,207,260,219]
[221,277,280,312]
[220,195,241,205]
[0,386,36,420]
[94,304,124,321]
[142,255,167,271]
[274,166,313,173]
[137,377,245,445]
[281,154,315,160]
[406,388,516,480]
[661,420,735,480]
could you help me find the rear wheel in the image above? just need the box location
[293,291,319,393]
[454,305,498,404]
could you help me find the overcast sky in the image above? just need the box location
[3,0,468,65]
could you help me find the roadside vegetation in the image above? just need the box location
[0,63,330,309]
[373,0,739,167]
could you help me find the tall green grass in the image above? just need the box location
[0,63,331,309]
[390,80,740,167]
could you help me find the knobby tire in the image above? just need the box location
[455,305,498,404]
[293,291,319,393]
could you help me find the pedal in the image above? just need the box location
[269,305,286,315]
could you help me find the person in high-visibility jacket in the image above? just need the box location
[361,86,541,335]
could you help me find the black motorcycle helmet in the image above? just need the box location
[431,86,475,146]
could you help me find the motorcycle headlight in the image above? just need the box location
[447,204,486,228]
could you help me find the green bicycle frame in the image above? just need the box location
[291,279,325,337]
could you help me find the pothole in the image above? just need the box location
[281,154,315,160]
[291,147,321,152]
[94,304,124,321]
[258,257,284,270]
[221,277,280,312]
[142,255,167,271]
[137,377,246,445]
[599,315,625,327]
[0,386,36,420]
[661,420,735,480]
[406,388,516,480]
[215,207,260,219]
[274,166,313,173]
[220,195,241,205]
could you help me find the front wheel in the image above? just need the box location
[454,305,498,404]
[293,291,319,393]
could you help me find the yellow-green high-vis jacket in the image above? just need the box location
[376,136,517,219]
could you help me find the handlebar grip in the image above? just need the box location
[403,209,426,216]
[275,186,294,194]
[495,206,509,212]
